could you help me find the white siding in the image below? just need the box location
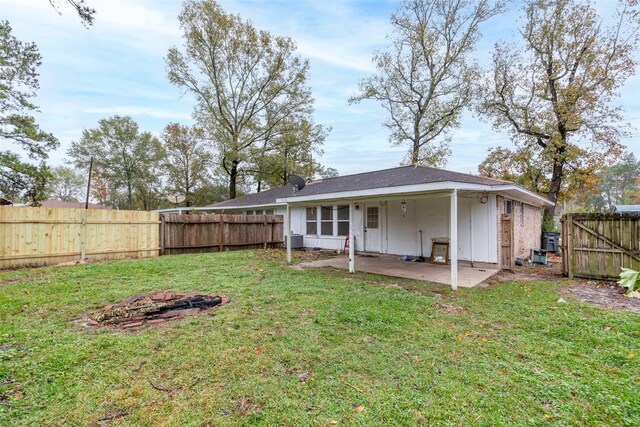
[278,193,498,263]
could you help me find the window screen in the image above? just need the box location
[266,209,274,215]
[366,207,378,229]
[337,205,349,236]
[321,206,333,236]
[306,207,317,235]
[504,200,512,214]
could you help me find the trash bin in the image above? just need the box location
[541,231,560,253]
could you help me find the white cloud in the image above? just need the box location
[85,106,191,120]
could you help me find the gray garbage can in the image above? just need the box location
[541,232,560,253]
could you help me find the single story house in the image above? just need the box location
[614,204,640,214]
[208,165,553,289]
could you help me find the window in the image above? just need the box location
[321,206,333,235]
[266,209,274,215]
[246,210,254,215]
[337,205,349,236]
[255,209,263,215]
[306,207,317,235]
[366,206,379,229]
[504,200,512,214]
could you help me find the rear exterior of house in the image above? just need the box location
[208,166,551,269]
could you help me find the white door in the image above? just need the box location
[364,205,381,253]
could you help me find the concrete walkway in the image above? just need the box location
[295,254,499,288]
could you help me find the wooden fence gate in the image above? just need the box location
[160,214,284,255]
[561,213,640,279]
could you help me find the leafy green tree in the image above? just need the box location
[162,123,212,207]
[47,166,85,202]
[478,141,602,205]
[350,0,503,167]
[0,21,58,204]
[250,119,329,191]
[584,153,640,211]
[166,0,314,199]
[478,0,640,219]
[67,116,165,210]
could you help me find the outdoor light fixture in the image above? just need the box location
[355,204,360,210]
[401,201,407,218]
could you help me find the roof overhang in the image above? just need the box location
[154,202,286,213]
[277,181,553,208]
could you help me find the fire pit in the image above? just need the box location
[87,292,228,329]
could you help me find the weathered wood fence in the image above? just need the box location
[160,214,284,255]
[0,206,160,269]
[561,213,640,279]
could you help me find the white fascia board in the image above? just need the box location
[495,186,555,207]
[276,181,554,207]
[206,203,286,211]
[153,203,284,213]
[153,206,218,213]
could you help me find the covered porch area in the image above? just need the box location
[285,188,498,290]
[294,253,499,288]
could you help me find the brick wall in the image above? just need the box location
[497,195,542,262]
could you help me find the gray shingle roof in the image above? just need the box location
[209,165,513,208]
[614,204,640,213]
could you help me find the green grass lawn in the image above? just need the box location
[0,250,638,426]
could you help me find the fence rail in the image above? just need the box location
[0,208,284,269]
[160,214,284,255]
[0,206,159,269]
[561,213,640,280]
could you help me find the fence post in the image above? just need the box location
[263,216,268,250]
[219,215,225,252]
[159,214,165,255]
[80,209,87,261]
[567,214,574,279]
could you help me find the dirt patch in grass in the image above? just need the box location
[435,302,467,314]
[490,253,565,283]
[561,283,640,314]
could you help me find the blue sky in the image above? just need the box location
[1,0,639,177]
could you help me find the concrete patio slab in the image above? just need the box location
[294,254,499,288]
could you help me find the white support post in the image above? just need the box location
[286,204,292,264]
[450,189,458,290]
[469,197,474,268]
[349,203,355,273]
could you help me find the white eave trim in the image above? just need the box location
[153,203,286,213]
[276,181,554,207]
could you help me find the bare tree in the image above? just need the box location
[350,0,503,166]
[48,0,96,26]
[478,0,640,219]
[166,0,313,199]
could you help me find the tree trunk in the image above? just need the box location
[127,181,133,210]
[257,180,262,193]
[229,160,239,199]
[411,139,419,165]
[545,160,564,219]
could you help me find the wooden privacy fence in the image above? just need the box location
[561,213,640,279]
[160,214,284,255]
[0,206,160,269]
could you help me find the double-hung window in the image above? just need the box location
[337,205,349,236]
[305,205,350,236]
[306,207,317,235]
[321,206,333,235]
